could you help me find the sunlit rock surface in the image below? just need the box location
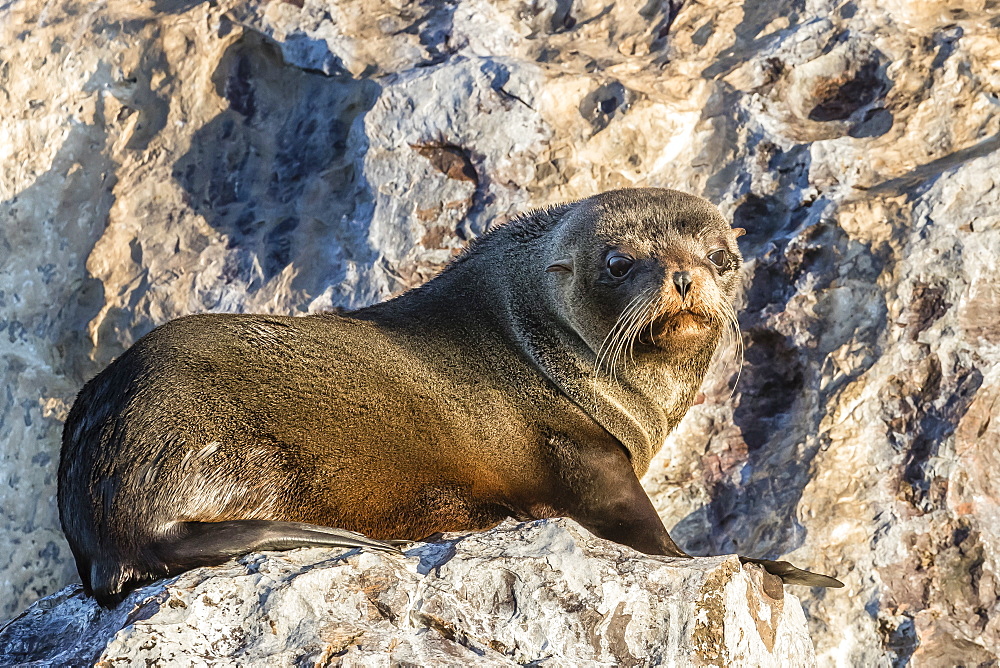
[0,520,815,666]
[1,0,998,663]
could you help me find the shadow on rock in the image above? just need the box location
[172,29,381,308]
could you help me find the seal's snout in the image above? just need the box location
[639,263,724,348]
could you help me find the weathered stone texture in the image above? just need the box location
[0,519,815,666]
[1,0,999,663]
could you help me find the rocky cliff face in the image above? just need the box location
[1,0,998,664]
[0,519,816,666]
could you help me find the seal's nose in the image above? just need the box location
[673,271,692,300]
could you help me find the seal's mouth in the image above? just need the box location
[639,309,713,347]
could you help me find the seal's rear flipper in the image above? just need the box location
[154,520,401,572]
[92,521,400,608]
[740,556,845,588]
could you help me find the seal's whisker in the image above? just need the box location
[714,301,743,400]
[625,293,660,367]
[647,291,663,343]
[595,289,650,380]
[611,294,644,372]
[612,288,656,374]
[704,300,736,397]
[595,307,625,378]
[595,290,647,375]
[605,290,651,382]
[612,288,653,378]
[728,307,744,399]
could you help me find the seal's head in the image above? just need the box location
[545,188,744,372]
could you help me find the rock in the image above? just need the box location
[2,0,1000,663]
[0,519,816,666]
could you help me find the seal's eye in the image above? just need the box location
[708,249,728,269]
[606,254,635,278]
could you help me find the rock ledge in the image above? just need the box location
[0,519,814,666]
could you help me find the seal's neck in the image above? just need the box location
[499,278,716,476]
[467,224,717,476]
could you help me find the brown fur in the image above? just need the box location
[59,188,841,607]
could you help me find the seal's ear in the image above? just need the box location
[546,259,573,273]
[732,227,746,238]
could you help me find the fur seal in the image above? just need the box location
[59,187,843,606]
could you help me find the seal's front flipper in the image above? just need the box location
[154,519,402,573]
[560,441,692,558]
[740,556,844,588]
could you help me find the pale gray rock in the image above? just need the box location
[2,0,1000,664]
[0,519,815,666]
